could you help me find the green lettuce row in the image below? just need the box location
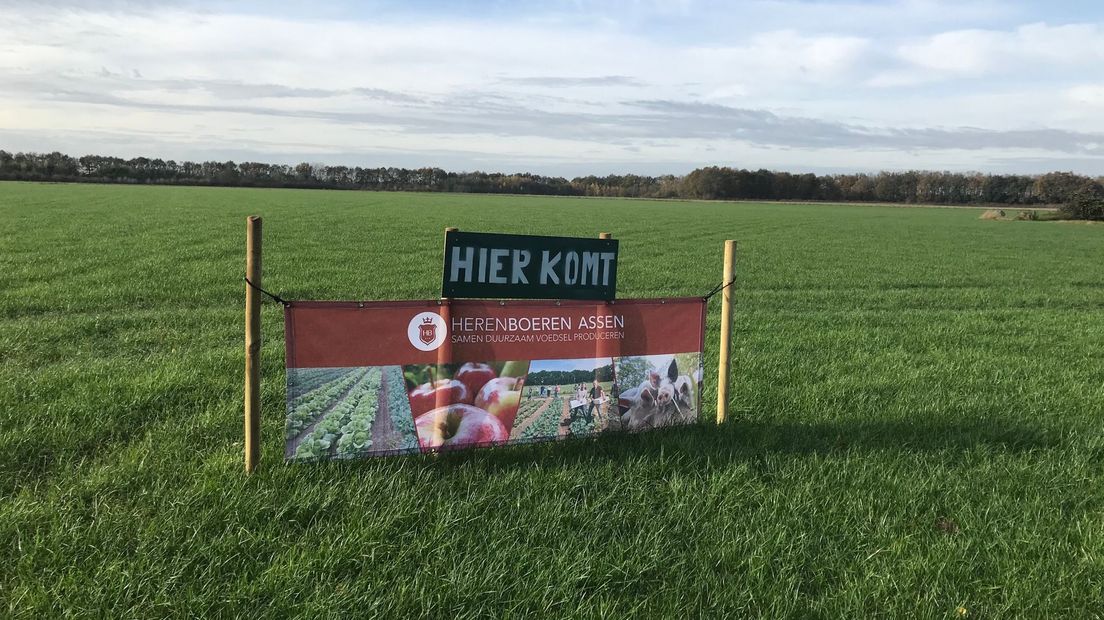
[568,414,593,437]
[514,398,546,420]
[384,366,418,451]
[334,367,383,458]
[284,368,368,441]
[293,367,381,461]
[286,367,350,400]
[287,366,361,411]
[517,397,562,441]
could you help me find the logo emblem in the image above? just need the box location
[418,317,437,345]
[407,311,447,351]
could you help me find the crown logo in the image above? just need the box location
[410,311,444,350]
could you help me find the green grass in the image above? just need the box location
[1,181,1103,617]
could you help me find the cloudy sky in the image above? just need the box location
[2,0,1103,176]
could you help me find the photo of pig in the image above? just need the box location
[614,353,701,432]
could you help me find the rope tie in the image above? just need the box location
[244,277,291,306]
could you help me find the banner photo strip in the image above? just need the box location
[284,298,706,461]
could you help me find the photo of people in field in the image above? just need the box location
[614,353,702,431]
[514,358,617,440]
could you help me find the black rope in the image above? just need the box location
[245,277,726,305]
[702,277,735,301]
[244,277,291,306]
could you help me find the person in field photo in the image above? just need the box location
[511,358,616,440]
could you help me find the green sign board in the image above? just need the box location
[442,231,618,300]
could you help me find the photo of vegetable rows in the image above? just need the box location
[519,358,615,440]
[285,366,353,400]
[284,365,419,461]
[509,396,561,442]
[284,367,367,441]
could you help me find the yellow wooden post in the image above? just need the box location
[244,216,262,473]
[595,232,614,427]
[716,240,737,424]
[435,227,458,412]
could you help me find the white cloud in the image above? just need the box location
[0,7,877,108]
[687,30,872,93]
[0,3,1103,175]
[1067,84,1104,107]
[891,22,1104,81]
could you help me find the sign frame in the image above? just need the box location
[282,297,708,460]
[441,230,619,301]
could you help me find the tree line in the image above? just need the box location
[525,365,615,387]
[2,149,1102,209]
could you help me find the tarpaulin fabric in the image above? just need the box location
[284,298,706,461]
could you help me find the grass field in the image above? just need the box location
[2,181,1103,617]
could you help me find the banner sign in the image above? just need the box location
[442,231,618,300]
[284,298,705,461]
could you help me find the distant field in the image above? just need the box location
[1,181,1102,617]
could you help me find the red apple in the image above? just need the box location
[407,379,471,417]
[414,404,507,451]
[454,362,497,400]
[474,377,522,430]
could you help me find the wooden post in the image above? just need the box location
[435,227,458,412]
[244,216,262,473]
[716,240,736,424]
[596,232,615,428]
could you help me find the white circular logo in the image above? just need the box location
[407,311,447,351]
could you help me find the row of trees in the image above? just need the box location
[679,167,1103,206]
[2,150,1102,209]
[0,151,577,195]
[525,365,615,387]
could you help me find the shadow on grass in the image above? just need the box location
[371,416,1058,475]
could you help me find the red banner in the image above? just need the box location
[284,298,705,461]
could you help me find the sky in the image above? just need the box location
[2,0,1103,177]
[530,357,611,374]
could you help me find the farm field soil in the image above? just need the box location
[1,182,1103,617]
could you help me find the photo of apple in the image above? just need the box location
[414,403,508,450]
[474,376,524,430]
[407,378,471,418]
[499,360,529,379]
[454,362,497,401]
[401,360,530,448]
